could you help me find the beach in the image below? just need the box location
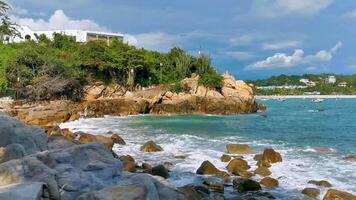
[256,95,356,99]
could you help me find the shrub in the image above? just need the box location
[198,68,223,91]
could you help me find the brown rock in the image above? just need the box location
[234,169,254,178]
[203,178,224,192]
[77,132,114,150]
[342,155,356,162]
[220,154,232,162]
[84,84,106,100]
[227,158,250,174]
[308,180,332,187]
[257,160,272,168]
[196,161,220,175]
[233,178,261,192]
[61,129,78,140]
[206,90,224,99]
[140,141,163,152]
[119,155,135,163]
[260,177,279,188]
[107,131,126,145]
[141,163,152,173]
[262,148,282,163]
[302,188,320,199]
[122,161,136,172]
[174,155,186,160]
[254,167,272,177]
[253,154,263,161]
[226,144,253,154]
[323,189,356,200]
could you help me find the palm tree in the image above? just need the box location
[0,1,18,40]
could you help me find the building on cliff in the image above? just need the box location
[2,26,124,45]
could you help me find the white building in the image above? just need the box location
[325,76,336,84]
[299,79,316,87]
[2,26,124,45]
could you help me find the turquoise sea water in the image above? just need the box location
[61,99,356,199]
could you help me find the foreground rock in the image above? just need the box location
[262,148,283,163]
[342,155,356,162]
[302,188,320,199]
[77,132,114,149]
[0,116,187,200]
[233,178,262,192]
[151,165,169,179]
[308,180,332,187]
[196,161,220,175]
[227,158,251,176]
[140,140,163,152]
[323,189,356,200]
[226,144,253,154]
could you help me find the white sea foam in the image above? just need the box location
[60,116,356,200]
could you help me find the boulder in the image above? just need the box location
[178,185,210,200]
[196,86,207,97]
[0,143,122,200]
[140,141,163,152]
[77,132,114,150]
[122,161,136,172]
[220,154,232,162]
[233,178,262,192]
[302,188,320,199]
[196,161,220,175]
[227,158,250,174]
[107,131,126,145]
[174,155,186,160]
[206,90,224,99]
[260,177,279,188]
[151,165,169,179]
[257,160,272,168]
[262,148,282,163]
[203,177,224,192]
[308,180,332,187]
[0,182,49,200]
[323,189,356,200]
[226,144,253,154]
[254,167,272,177]
[253,154,263,161]
[84,84,106,100]
[181,74,199,94]
[119,155,135,163]
[141,163,153,173]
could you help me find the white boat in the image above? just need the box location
[312,98,324,103]
[277,98,286,102]
[260,98,269,101]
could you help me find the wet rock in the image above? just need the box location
[262,148,282,163]
[260,177,279,188]
[0,144,25,164]
[255,167,272,177]
[233,178,262,192]
[119,155,135,163]
[140,141,163,152]
[323,189,356,200]
[257,160,272,168]
[164,161,174,170]
[141,163,153,173]
[107,131,126,145]
[174,155,187,160]
[122,161,136,172]
[203,177,225,192]
[178,185,210,200]
[342,155,356,162]
[308,180,332,187]
[234,169,254,178]
[229,191,276,200]
[226,144,253,154]
[60,128,78,140]
[302,188,320,199]
[196,161,220,175]
[77,132,114,150]
[220,154,232,162]
[0,182,49,200]
[227,158,250,174]
[151,165,169,179]
[253,154,263,161]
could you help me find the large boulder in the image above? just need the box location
[181,74,199,94]
[77,132,114,150]
[323,189,356,200]
[221,74,253,98]
[0,143,122,200]
[227,158,250,173]
[196,161,220,175]
[0,116,48,162]
[262,148,282,163]
[254,167,272,177]
[233,178,261,192]
[226,144,253,154]
[140,141,163,152]
[0,182,49,200]
[151,165,169,179]
[260,177,279,188]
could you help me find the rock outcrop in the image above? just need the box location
[0,116,186,200]
[323,189,356,200]
[226,144,253,154]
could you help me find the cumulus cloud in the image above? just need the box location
[252,0,334,18]
[262,40,303,50]
[11,9,108,31]
[249,41,342,69]
[226,51,255,60]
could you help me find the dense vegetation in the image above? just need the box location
[250,74,356,95]
[0,1,222,101]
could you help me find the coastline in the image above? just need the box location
[256,95,356,99]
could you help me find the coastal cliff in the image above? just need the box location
[4,74,261,127]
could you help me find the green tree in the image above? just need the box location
[0,1,18,39]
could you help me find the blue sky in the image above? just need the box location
[6,0,356,80]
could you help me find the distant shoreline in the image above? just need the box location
[256,95,356,99]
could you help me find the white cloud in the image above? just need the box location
[249,41,342,69]
[226,51,255,60]
[252,0,334,18]
[11,6,29,15]
[262,40,303,50]
[229,34,254,46]
[344,9,356,19]
[11,9,108,31]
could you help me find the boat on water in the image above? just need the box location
[260,98,269,101]
[312,98,324,103]
[277,98,286,102]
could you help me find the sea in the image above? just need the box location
[60,98,356,199]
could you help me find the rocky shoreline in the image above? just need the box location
[1,115,356,200]
[1,74,263,127]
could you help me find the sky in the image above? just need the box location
[6,0,356,80]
